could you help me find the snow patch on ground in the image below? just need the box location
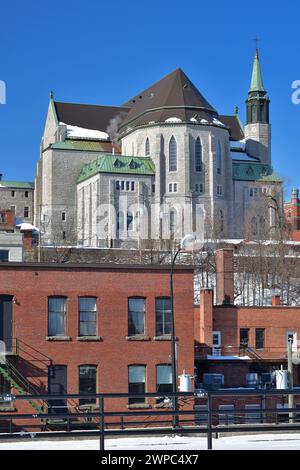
[1,433,300,450]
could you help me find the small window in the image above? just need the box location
[152,184,155,193]
[217,185,223,196]
[131,181,135,191]
[48,297,67,337]
[155,298,171,336]
[0,213,7,223]
[116,180,120,191]
[169,210,176,236]
[169,183,173,193]
[10,206,15,213]
[11,191,15,198]
[0,250,9,262]
[145,137,150,156]
[121,181,125,191]
[24,206,29,218]
[62,231,66,240]
[156,364,172,403]
[128,298,145,336]
[173,183,178,193]
[128,365,146,405]
[79,297,97,336]
[240,328,249,348]
[255,328,265,350]
[217,141,222,175]
[79,365,97,405]
[25,191,29,198]
[126,181,130,191]
[62,212,66,221]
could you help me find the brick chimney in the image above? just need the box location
[216,248,234,305]
[272,295,281,306]
[197,289,213,346]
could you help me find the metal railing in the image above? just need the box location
[195,344,290,360]
[1,389,300,449]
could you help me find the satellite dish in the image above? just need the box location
[292,352,300,365]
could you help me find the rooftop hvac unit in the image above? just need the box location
[261,372,273,386]
[246,373,259,388]
[202,373,224,390]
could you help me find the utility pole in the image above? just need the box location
[287,337,294,423]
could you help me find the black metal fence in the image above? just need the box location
[1,388,300,450]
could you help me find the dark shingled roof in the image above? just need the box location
[54,102,129,133]
[219,115,245,141]
[120,68,218,130]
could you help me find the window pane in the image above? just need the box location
[48,298,66,336]
[155,298,171,336]
[79,366,96,405]
[128,366,146,404]
[128,298,145,336]
[169,136,177,171]
[195,137,202,172]
[157,365,172,385]
[79,298,97,336]
[255,328,265,349]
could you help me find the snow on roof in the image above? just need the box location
[212,117,225,126]
[190,117,198,123]
[165,117,182,123]
[230,139,246,149]
[16,222,40,232]
[231,150,259,162]
[60,122,109,141]
[206,355,251,360]
[200,119,209,124]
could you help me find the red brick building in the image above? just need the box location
[284,188,300,241]
[0,263,195,425]
[194,249,300,388]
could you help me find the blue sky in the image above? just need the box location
[0,0,299,200]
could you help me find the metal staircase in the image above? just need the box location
[0,360,46,414]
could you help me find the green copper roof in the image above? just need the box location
[77,154,155,183]
[249,49,265,93]
[232,162,281,182]
[0,181,34,189]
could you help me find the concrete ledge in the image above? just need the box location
[76,336,101,342]
[46,336,71,341]
[153,335,172,341]
[126,335,151,341]
[127,403,151,410]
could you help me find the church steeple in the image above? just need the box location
[246,48,270,124]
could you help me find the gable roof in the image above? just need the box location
[54,102,129,133]
[219,115,245,141]
[120,68,218,130]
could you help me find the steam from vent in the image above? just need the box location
[106,111,127,144]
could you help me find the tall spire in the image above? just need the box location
[246,48,269,125]
[249,48,265,93]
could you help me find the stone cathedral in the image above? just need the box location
[34,49,282,248]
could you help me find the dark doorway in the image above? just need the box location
[48,365,67,415]
[0,296,13,352]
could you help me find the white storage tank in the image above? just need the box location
[274,370,289,389]
[178,372,193,392]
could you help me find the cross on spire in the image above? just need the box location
[254,35,260,53]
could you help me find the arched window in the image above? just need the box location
[169,136,177,172]
[145,137,150,156]
[219,210,224,233]
[217,141,222,175]
[195,137,202,172]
